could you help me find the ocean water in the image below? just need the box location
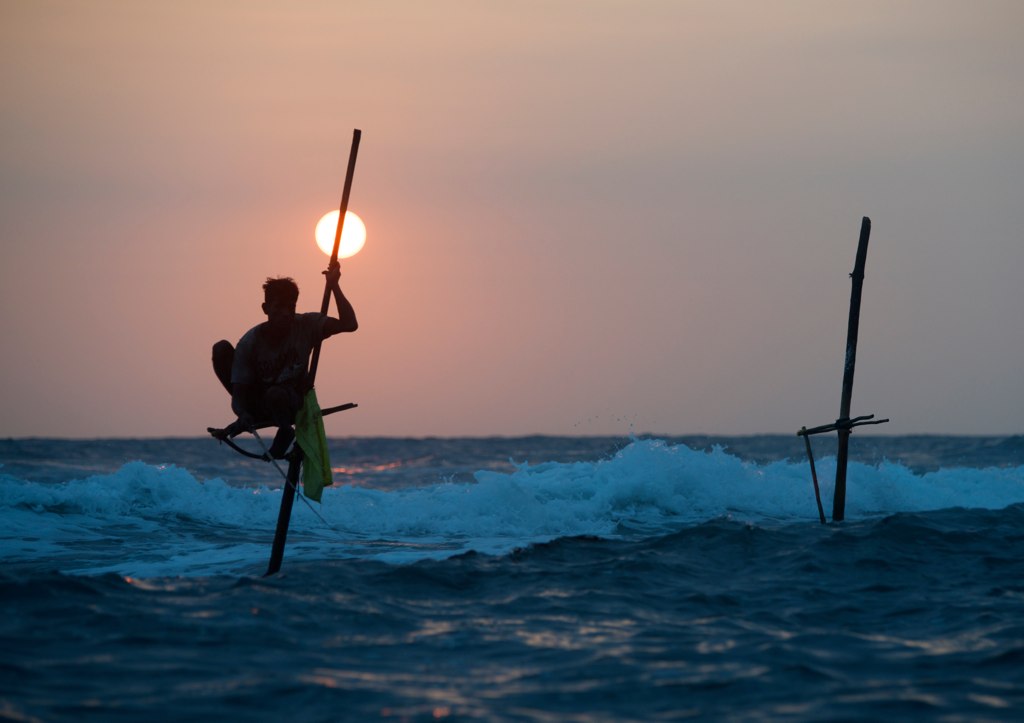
[1,434,1023,721]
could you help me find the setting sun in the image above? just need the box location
[315,210,366,259]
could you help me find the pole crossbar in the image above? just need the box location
[797,414,889,438]
[207,404,357,462]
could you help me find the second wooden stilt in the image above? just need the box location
[832,217,872,522]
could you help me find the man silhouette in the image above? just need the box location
[212,262,357,457]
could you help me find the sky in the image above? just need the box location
[2,0,1022,438]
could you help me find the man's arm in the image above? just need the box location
[322,261,358,337]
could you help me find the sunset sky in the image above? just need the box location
[2,1,1022,437]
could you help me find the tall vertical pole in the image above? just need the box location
[307,128,362,386]
[264,129,362,575]
[832,216,872,521]
[265,453,302,576]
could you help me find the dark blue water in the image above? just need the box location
[2,435,1023,720]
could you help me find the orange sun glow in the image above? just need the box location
[315,210,366,259]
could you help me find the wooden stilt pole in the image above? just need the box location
[307,129,362,385]
[263,128,362,575]
[797,217,887,522]
[265,451,303,576]
[832,217,871,522]
[800,429,828,525]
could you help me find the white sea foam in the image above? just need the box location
[1,440,1022,575]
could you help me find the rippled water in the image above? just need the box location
[2,435,1023,720]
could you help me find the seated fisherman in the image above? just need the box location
[212,262,357,457]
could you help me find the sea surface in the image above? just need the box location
[2,434,1023,721]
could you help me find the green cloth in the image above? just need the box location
[295,388,332,502]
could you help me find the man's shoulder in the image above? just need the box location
[236,322,266,350]
[296,312,326,331]
[292,313,327,346]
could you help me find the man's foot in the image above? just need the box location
[268,426,295,459]
[223,418,249,438]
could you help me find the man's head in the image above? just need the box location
[263,277,299,307]
[262,277,299,331]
